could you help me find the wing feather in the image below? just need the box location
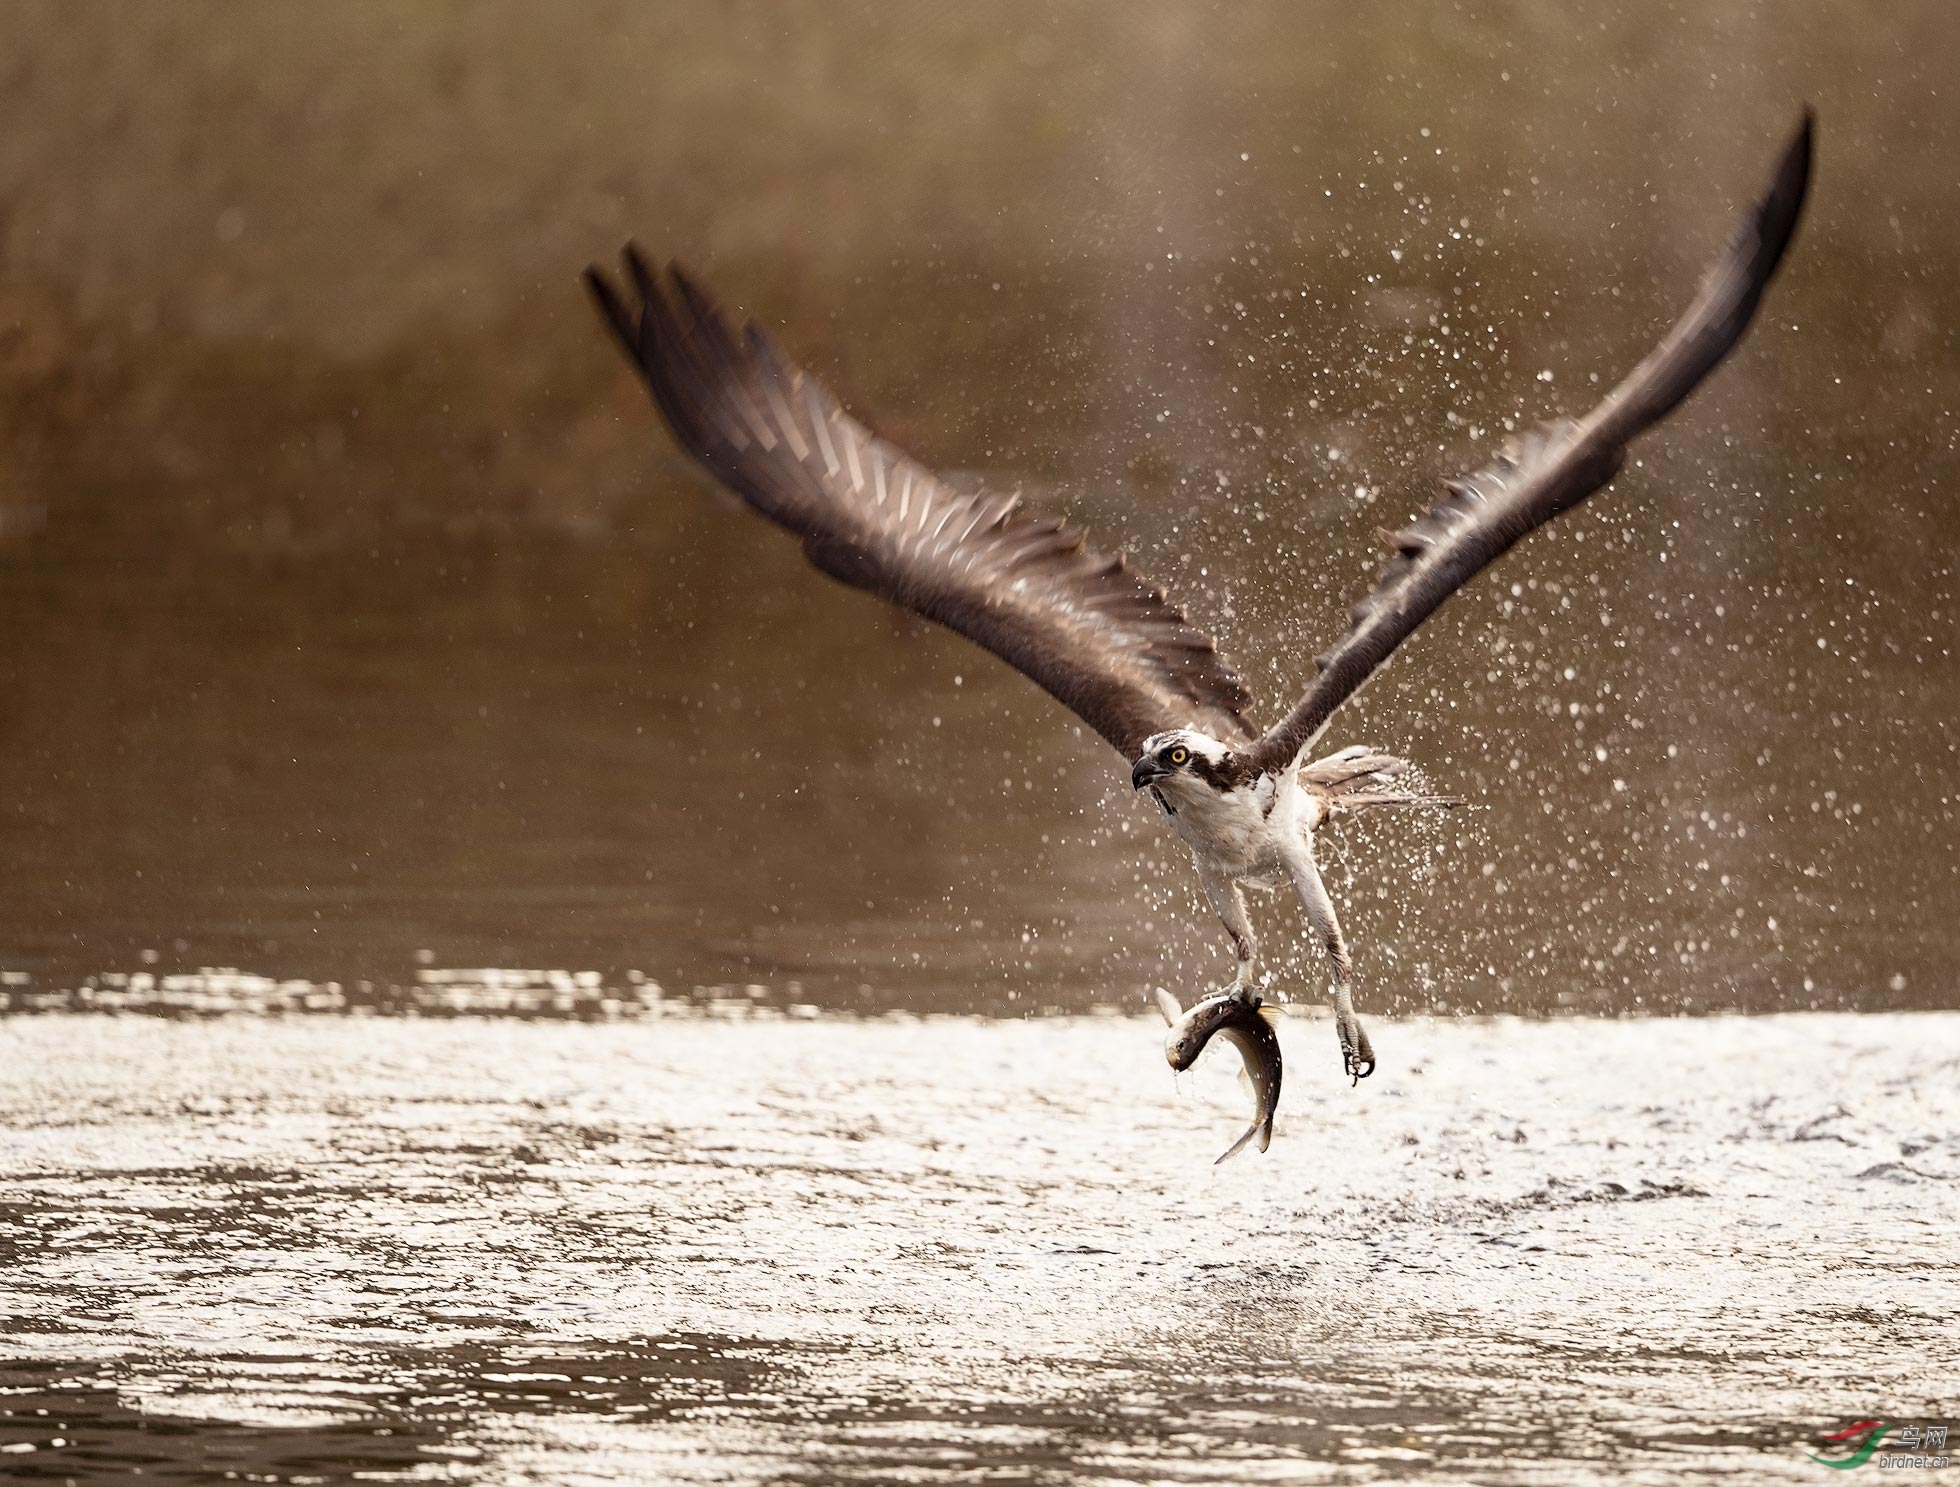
[1245,112,1813,776]
[586,255,1255,759]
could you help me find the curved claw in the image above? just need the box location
[1336,1009,1376,1085]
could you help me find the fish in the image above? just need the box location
[1153,987,1283,1163]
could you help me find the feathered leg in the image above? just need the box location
[1197,869,1258,1000]
[1281,836,1375,1082]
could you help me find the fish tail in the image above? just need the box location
[1215,1117,1268,1164]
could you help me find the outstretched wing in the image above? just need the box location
[1244,112,1813,777]
[585,253,1255,760]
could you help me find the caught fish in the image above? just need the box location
[1154,987,1283,1164]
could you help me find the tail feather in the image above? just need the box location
[1300,744,1461,817]
[1326,790,1465,810]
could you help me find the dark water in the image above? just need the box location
[2,2,1958,1015]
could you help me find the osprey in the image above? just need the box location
[586,115,1810,1083]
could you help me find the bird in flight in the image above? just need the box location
[586,114,1810,1084]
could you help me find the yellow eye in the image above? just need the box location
[1169,747,1190,765]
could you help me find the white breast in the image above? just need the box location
[1161,771,1303,880]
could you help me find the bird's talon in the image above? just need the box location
[1335,1011,1375,1085]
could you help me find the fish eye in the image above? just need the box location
[1169,746,1190,766]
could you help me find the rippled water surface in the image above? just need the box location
[2,1009,1954,1483]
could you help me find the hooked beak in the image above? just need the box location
[1131,755,1171,791]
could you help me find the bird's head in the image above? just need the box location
[1131,730,1239,794]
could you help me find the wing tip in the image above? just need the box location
[1756,107,1815,272]
[663,259,726,330]
[582,247,643,361]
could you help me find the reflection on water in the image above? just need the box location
[1,964,828,1020]
[1,1010,1954,1483]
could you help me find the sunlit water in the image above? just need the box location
[2,1006,1953,1483]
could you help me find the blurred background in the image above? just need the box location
[1,1,1954,1015]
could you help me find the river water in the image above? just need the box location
[2,1006,1954,1483]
